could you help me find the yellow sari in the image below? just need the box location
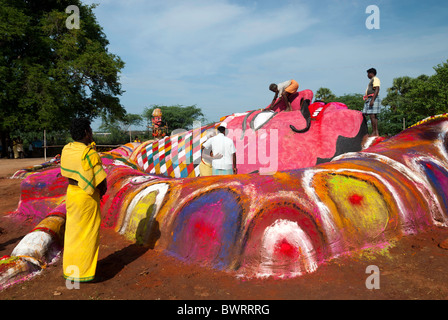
[199,159,213,177]
[60,142,107,282]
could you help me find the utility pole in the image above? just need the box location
[43,129,47,161]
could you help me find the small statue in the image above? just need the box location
[151,108,168,139]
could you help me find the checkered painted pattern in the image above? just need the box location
[136,124,216,178]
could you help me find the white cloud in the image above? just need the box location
[125,0,318,79]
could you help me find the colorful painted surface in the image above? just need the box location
[11,156,61,179]
[1,112,448,290]
[134,122,219,178]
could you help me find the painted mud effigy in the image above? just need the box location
[1,105,447,289]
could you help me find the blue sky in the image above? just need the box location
[82,0,448,129]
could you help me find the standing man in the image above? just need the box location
[17,137,24,159]
[363,68,381,136]
[267,79,299,112]
[202,122,237,175]
[60,117,107,283]
[199,129,222,177]
[12,138,18,159]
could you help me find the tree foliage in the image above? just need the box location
[381,76,413,111]
[380,59,448,135]
[0,0,126,136]
[100,113,143,132]
[314,87,336,102]
[335,93,364,111]
[98,113,143,143]
[311,60,448,137]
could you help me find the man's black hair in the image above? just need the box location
[217,126,226,134]
[269,83,277,91]
[70,117,91,141]
[367,68,377,75]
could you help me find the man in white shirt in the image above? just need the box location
[202,122,237,175]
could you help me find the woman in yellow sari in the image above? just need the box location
[199,128,222,177]
[60,118,107,283]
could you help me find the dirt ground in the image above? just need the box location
[1,158,448,303]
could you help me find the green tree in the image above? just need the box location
[381,76,413,112]
[381,59,448,135]
[407,71,447,118]
[335,93,364,111]
[314,87,336,102]
[99,113,143,143]
[0,0,125,156]
[122,113,143,132]
[142,105,206,135]
[378,107,407,137]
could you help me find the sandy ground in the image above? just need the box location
[1,158,448,303]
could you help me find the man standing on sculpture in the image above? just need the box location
[267,79,299,112]
[363,68,381,136]
[202,122,237,175]
[60,117,107,283]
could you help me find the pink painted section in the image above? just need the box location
[13,168,67,222]
[224,91,365,174]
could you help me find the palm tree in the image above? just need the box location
[382,76,412,111]
[314,87,336,102]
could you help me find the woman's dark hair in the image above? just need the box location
[70,117,91,141]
